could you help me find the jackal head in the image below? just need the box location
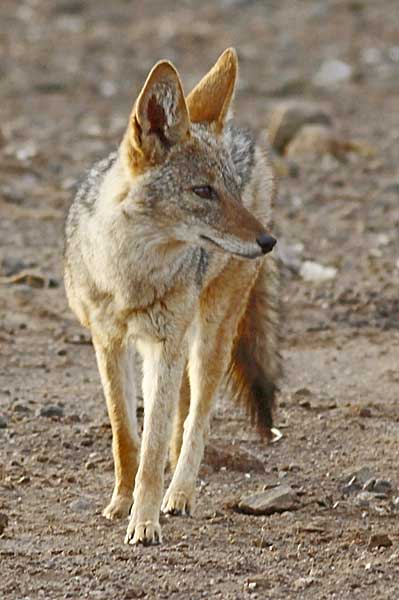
[121,48,276,259]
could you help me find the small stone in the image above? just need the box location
[39,405,64,418]
[341,467,374,486]
[13,403,31,414]
[300,261,337,283]
[313,59,353,87]
[373,479,393,495]
[85,461,96,470]
[355,491,387,507]
[17,475,30,485]
[358,407,372,418]
[286,124,357,160]
[0,415,7,428]
[342,476,362,496]
[363,478,376,492]
[267,101,332,153]
[204,443,265,474]
[237,485,299,515]
[80,436,94,447]
[0,512,9,534]
[69,497,93,512]
[293,576,315,591]
[294,387,312,399]
[368,533,393,550]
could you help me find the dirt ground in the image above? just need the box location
[1,1,398,599]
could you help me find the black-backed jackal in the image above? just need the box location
[64,48,280,545]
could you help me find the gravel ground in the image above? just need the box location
[1,1,398,598]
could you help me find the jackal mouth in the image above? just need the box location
[199,234,262,259]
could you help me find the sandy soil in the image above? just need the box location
[1,1,398,598]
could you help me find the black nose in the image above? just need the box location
[256,233,277,254]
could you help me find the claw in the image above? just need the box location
[124,520,162,546]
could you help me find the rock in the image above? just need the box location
[237,485,299,515]
[363,479,392,495]
[300,261,337,283]
[0,270,59,289]
[13,403,31,414]
[17,475,30,485]
[293,387,312,399]
[285,125,341,159]
[286,124,375,161]
[267,101,332,153]
[355,491,388,507]
[293,576,315,591]
[342,476,362,496]
[0,270,46,288]
[368,533,393,550]
[0,415,7,428]
[69,497,94,512]
[363,478,376,492]
[0,512,9,534]
[341,466,374,486]
[373,479,393,495]
[39,405,64,418]
[313,59,353,87]
[204,443,265,474]
[0,257,36,277]
[271,427,283,444]
[358,407,372,418]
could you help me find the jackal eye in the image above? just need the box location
[192,185,218,201]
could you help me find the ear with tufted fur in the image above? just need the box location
[186,48,238,132]
[124,61,191,173]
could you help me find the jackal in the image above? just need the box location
[64,48,280,545]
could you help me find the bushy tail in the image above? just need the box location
[225,255,281,439]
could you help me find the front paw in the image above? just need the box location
[161,488,194,516]
[103,493,132,520]
[124,517,162,545]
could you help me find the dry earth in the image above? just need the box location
[1,1,398,599]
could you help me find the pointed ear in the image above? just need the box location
[124,61,190,172]
[186,48,238,132]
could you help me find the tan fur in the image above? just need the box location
[186,48,237,131]
[64,49,280,546]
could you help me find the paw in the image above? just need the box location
[124,518,162,545]
[102,494,132,520]
[161,489,193,516]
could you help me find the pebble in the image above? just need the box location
[374,479,393,494]
[341,466,374,486]
[285,124,344,160]
[267,101,332,153]
[313,59,353,87]
[0,512,9,534]
[300,261,337,283]
[69,497,94,512]
[237,485,299,515]
[368,533,393,550]
[13,403,31,414]
[39,405,64,418]
[0,415,7,428]
[358,407,372,418]
[355,491,388,507]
